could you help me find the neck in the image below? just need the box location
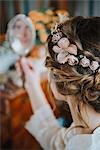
[66,95,100,131]
[82,103,100,131]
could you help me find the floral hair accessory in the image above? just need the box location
[51,32,100,73]
[67,55,79,66]
[57,51,68,64]
[80,56,90,67]
[58,37,70,49]
[53,45,64,53]
[90,61,99,71]
[56,51,99,72]
[66,44,77,55]
[52,32,63,43]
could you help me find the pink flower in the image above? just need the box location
[57,51,68,64]
[52,45,64,53]
[90,61,99,71]
[80,56,90,67]
[58,37,70,49]
[67,55,79,66]
[66,44,77,55]
[52,32,62,43]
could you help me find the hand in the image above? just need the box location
[16,57,48,111]
[21,57,41,91]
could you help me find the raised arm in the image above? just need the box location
[20,58,69,149]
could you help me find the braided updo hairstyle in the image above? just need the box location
[46,16,100,114]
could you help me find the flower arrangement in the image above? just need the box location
[51,30,100,72]
[28,9,69,44]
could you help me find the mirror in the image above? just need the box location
[7,14,36,56]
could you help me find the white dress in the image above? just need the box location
[25,104,100,150]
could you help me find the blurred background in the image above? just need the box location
[0,0,100,34]
[0,0,100,150]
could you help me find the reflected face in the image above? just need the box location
[13,20,32,47]
[50,78,66,101]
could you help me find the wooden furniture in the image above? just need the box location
[0,80,42,149]
[0,78,73,150]
[0,78,72,149]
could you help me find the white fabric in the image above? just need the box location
[25,104,100,150]
[0,49,19,73]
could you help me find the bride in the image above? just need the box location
[18,16,100,150]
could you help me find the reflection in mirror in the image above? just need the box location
[0,14,36,87]
[7,14,36,56]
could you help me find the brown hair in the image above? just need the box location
[46,16,100,116]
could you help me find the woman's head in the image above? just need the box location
[46,16,100,113]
